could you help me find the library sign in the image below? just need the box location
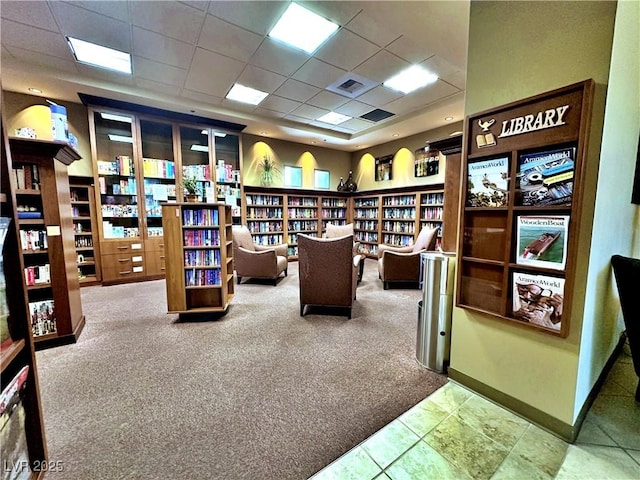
[470,88,584,155]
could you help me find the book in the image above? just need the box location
[516,147,575,206]
[28,300,56,337]
[512,271,565,331]
[516,215,569,270]
[466,157,510,207]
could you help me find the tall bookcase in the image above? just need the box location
[380,193,417,247]
[245,193,285,247]
[320,196,349,232]
[353,195,380,256]
[286,194,319,257]
[1,118,47,479]
[9,138,85,350]
[162,203,234,316]
[69,179,101,286]
[457,80,594,337]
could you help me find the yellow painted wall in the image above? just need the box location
[451,0,617,425]
[4,92,93,177]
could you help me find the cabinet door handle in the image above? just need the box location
[119,270,132,275]
[117,246,129,250]
[117,259,130,263]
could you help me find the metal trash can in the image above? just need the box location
[416,252,456,373]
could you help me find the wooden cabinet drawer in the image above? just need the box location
[101,252,145,282]
[146,250,166,276]
[100,239,144,255]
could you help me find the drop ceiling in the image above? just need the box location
[1,1,469,151]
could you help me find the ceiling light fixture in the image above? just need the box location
[28,88,42,94]
[268,2,339,54]
[444,116,454,121]
[101,112,132,123]
[67,36,132,74]
[226,84,268,105]
[317,112,352,125]
[108,134,133,143]
[383,65,438,94]
[190,145,209,152]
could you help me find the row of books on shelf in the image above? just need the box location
[322,219,347,228]
[355,232,378,243]
[102,222,139,239]
[245,195,282,206]
[321,199,347,207]
[216,162,238,184]
[421,192,444,204]
[24,264,50,286]
[421,207,443,220]
[382,195,415,206]
[287,208,317,218]
[183,229,220,247]
[288,232,318,244]
[383,234,414,246]
[20,229,47,251]
[75,236,93,248]
[467,146,575,208]
[382,208,416,220]
[29,299,56,337]
[12,164,40,190]
[183,164,211,181]
[97,155,134,176]
[185,268,222,287]
[288,220,317,231]
[358,244,378,255]
[182,209,219,226]
[355,199,378,207]
[148,227,163,237]
[143,157,175,179]
[288,197,317,207]
[247,208,283,219]
[382,222,415,234]
[354,210,379,219]
[247,221,283,232]
[355,220,377,230]
[184,249,220,267]
[99,177,137,195]
[101,204,138,218]
[321,209,347,218]
[253,234,284,246]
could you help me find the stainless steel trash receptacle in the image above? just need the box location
[416,252,456,372]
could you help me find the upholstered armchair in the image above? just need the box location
[326,223,364,281]
[232,225,288,285]
[298,233,361,319]
[378,226,439,289]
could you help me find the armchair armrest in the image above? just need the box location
[255,243,288,257]
[378,243,414,258]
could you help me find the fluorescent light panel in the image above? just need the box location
[226,84,268,105]
[202,130,227,137]
[317,112,352,125]
[108,134,133,143]
[67,37,132,74]
[383,65,438,94]
[101,112,132,123]
[191,145,209,152]
[268,2,339,54]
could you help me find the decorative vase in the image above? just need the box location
[344,171,357,192]
[185,194,199,203]
[337,177,345,192]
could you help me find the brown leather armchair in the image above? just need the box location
[378,226,439,289]
[232,225,288,285]
[298,233,361,319]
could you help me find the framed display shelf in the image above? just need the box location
[457,79,594,337]
[70,179,101,286]
[162,203,234,317]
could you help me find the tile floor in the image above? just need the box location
[310,341,639,479]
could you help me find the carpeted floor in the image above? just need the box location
[36,259,447,480]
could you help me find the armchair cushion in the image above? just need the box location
[413,226,439,252]
[326,223,354,238]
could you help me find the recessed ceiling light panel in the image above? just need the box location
[226,84,268,105]
[317,112,352,125]
[191,145,209,152]
[101,112,133,123]
[383,65,438,94]
[108,134,133,143]
[67,37,132,74]
[268,2,339,54]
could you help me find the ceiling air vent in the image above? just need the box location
[360,109,395,123]
[326,73,378,99]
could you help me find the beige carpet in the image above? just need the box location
[36,259,446,479]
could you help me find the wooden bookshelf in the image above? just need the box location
[69,178,101,286]
[162,203,234,316]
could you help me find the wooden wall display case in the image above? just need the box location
[162,203,234,316]
[9,138,85,350]
[457,80,594,337]
[2,118,48,478]
[69,178,101,286]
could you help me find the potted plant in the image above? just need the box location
[259,155,279,186]
[181,176,201,202]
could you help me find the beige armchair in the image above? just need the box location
[378,226,439,289]
[232,225,288,285]
[298,233,361,319]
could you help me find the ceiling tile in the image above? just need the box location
[208,1,288,36]
[291,58,345,89]
[133,57,187,87]
[386,35,434,64]
[0,19,72,60]
[314,28,380,71]
[274,79,320,103]
[181,89,223,106]
[3,45,79,74]
[353,49,409,84]
[0,1,58,31]
[62,1,131,23]
[235,65,286,93]
[49,1,131,52]
[334,117,372,131]
[221,98,258,113]
[283,113,312,124]
[76,63,135,85]
[307,91,350,111]
[302,1,362,26]
[291,104,329,121]
[132,27,195,70]
[131,1,206,44]
[258,95,301,114]
[184,48,245,97]
[249,38,309,77]
[135,78,183,97]
[345,11,400,48]
[421,55,466,90]
[253,107,287,119]
[383,79,460,113]
[334,100,375,117]
[356,85,402,108]
[198,15,263,62]
[182,1,210,12]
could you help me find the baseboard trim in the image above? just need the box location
[448,333,626,443]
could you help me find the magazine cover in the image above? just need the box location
[512,271,565,331]
[466,157,510,207]
[516,215,569,270]
[517,147,575,206]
